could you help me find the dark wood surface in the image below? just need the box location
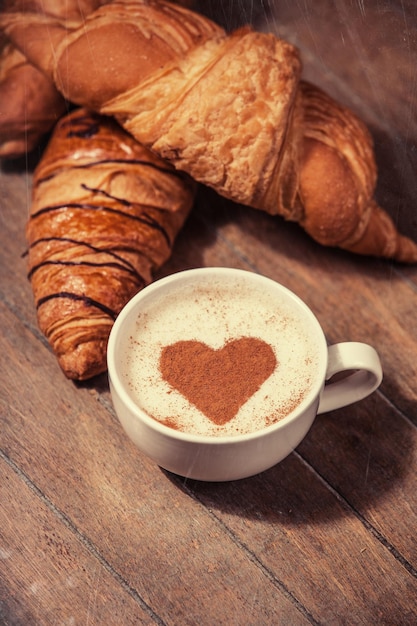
[1,1,416,624]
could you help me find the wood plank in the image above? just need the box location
[0,456,156,625]
[183,452,417,625]
[0,301,312,625]
[298,397,417,566]
[0,166,39,338]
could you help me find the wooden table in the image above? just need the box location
[1,1,416,624]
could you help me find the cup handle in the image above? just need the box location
[317,342,383,415]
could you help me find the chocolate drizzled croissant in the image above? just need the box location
[27,108,195,380]
[1,0,416,261]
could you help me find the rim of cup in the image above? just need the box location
[107,267,329,445]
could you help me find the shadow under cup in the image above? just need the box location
[107,268,381,481]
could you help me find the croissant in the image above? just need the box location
[1,0,416,262]
[0,33,64,158]
[0,0,196,158]
[27,107,195,380]
[0,0,105,158]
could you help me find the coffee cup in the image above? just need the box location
[107,267,382,481]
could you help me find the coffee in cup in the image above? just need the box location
[120,273,322,437]
[108,268,383,481]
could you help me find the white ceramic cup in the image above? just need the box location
[107,268,382,481]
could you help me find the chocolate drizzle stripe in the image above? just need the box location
[81,183,130,206]
[26,237,144,278]
[27,259,145,281]
[29,203,171,246]
[36,292,118,320]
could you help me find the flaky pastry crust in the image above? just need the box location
[27,108,195,379]
[0,0,105,158]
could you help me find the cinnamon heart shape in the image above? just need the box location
[159,337,277,425]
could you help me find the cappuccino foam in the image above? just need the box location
[120,274,321,437]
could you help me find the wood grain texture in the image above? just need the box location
[1,1,417,624]
[0,457,155,625]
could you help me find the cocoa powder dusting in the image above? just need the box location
[159,337,277,425]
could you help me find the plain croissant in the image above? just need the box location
[27,107,195,380]
[0,32,65,158]
[0,0,193,158]
[1,0,416,262]
[0,0,105,158]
